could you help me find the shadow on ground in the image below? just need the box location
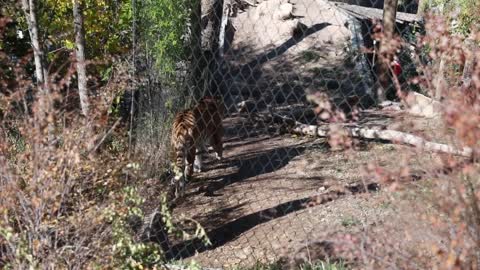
[159,8,383,265]
[165,179,380,260]
[219,20,375,122]
[162,139,330,259]
[200,144,308,195]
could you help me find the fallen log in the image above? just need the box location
[270,113,474,158]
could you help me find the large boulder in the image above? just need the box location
[274,2,294,20]
[404,91,443,118]
[254,0,293,21]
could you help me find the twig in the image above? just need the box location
[237,0,256,6]
[163,263,223,270]
[87,118,122,154]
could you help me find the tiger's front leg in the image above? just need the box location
[175,178,185,199]
[193,144,206,173]
[211,128,224,161]
[172,165,186,199]
[185,146,196,180]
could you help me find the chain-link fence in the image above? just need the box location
[131,0,480,268]
[2,0,480,268]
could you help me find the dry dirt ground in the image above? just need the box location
[167,0,446,268]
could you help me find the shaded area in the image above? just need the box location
[218,22,334,107]
[160,0,394,266]
[165,181,380,260]
[217,20,375,122]
[166,196,319,260]
[239,23,332,75]
[201,145,307,195]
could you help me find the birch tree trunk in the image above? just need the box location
[21,0,48,94]
[73,0,90,117]
[21,0,55,149]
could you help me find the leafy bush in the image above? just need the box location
[363,13,480,268]
[106,186,164,269]
[424,0,480,36]
[140,0,191,73]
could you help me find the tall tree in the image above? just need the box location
[190,0,203,102]
[190,0,224,100]
[416,0,425,16]
[21,0,56,148]
[73,0,89,117]
[376,0,399,103]
[20,0,48,93]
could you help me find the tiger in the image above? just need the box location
[170,95,225,198]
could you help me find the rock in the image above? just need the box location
[404,91,443,118]
[254,0,292,21]
[253,0,282,20]
[274,3,293,20]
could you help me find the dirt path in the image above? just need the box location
[167,0,440,268]
[169,112,439,268]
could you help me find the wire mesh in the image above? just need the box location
[132,0,479,268]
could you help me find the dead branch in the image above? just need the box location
[270,113,474,158]
[86,118,122,155]
[236,0,255,7]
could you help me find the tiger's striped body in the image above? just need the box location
[171,96,224,198]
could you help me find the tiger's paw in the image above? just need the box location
[193,164,203,173]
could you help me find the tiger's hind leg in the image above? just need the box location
[210,128,224,161]
[174,178,185,199]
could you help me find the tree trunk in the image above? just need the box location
[21,0,48,94]
[202,0,224,97]
[416,0,425,16]
[189,0,224,101]
[21,0,55,148]
[73,0,90,117]
[190,0,204,103]
[210,0,225,97]
[201,0,220,53]
[434,53,446,100]
[376,0,398,104]
[462,35,477,89]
